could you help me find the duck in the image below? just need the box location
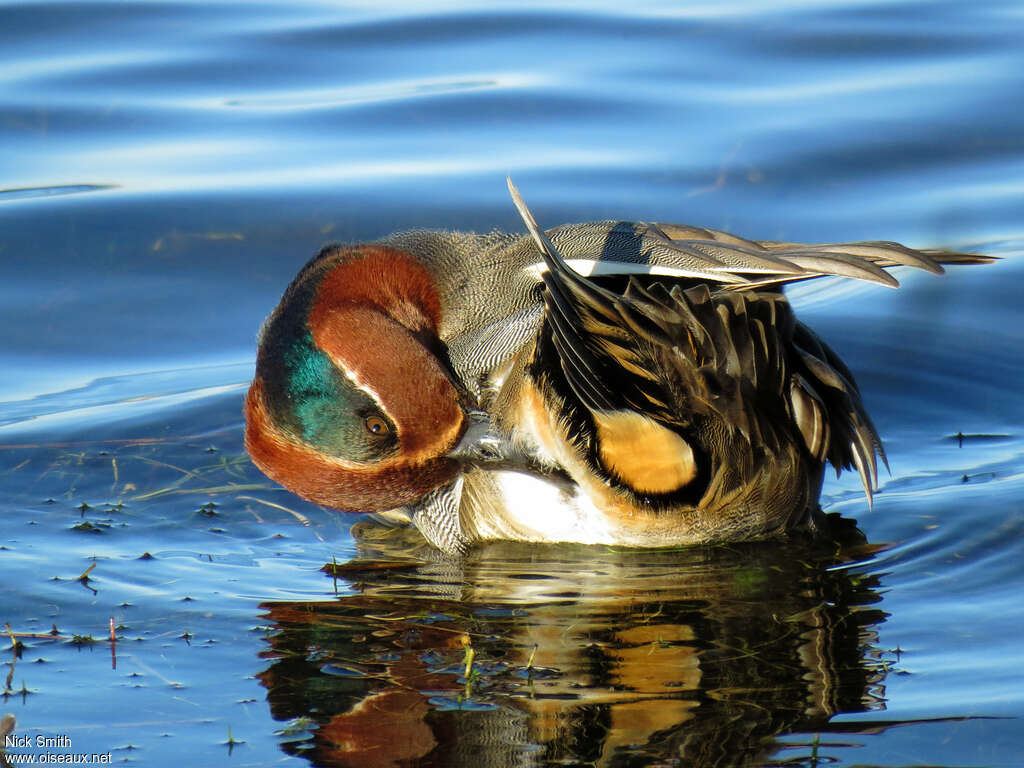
[245,178,988,553]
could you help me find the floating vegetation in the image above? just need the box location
[197,501,218,517]
[224,725,244,754]
[948,431,1013,447]
[79,563,97,581]
[70,520,108,533]
[275,716,316,739]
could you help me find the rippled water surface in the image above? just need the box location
[2,1,1023,766]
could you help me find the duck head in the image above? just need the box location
[245,244,470,512]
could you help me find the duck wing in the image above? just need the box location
[530,207,991,291]
[508,179,888,505]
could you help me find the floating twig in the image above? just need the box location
[236,495,321,538]
[133,483,267,502]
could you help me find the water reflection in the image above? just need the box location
[259,522,889,766]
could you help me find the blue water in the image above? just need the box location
[2,1,1023,766]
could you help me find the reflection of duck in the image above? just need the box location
[257,531,889,767]
[0,714,15,768]
[245,180,990,552]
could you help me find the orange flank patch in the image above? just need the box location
[592,411,697,495]
[510,379,705,541]
[244,379,459,513]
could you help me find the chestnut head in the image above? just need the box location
[245,245,468,512]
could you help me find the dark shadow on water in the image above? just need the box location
[258,523,895,767]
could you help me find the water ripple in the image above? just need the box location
[0,183,117,201]
[209,74,538,111]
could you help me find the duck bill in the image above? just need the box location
[446,412,507,464]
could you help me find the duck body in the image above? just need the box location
[245,181,986,553]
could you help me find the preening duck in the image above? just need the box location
[245,179,990,552]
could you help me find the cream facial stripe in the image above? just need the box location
[326,351,391,418]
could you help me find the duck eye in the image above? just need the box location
[364,414,390,436]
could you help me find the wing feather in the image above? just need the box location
[525,201,992,290]
[506,178,985,508]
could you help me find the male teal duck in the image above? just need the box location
[245,179,987,553]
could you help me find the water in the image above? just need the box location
[2,1,1023,765]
